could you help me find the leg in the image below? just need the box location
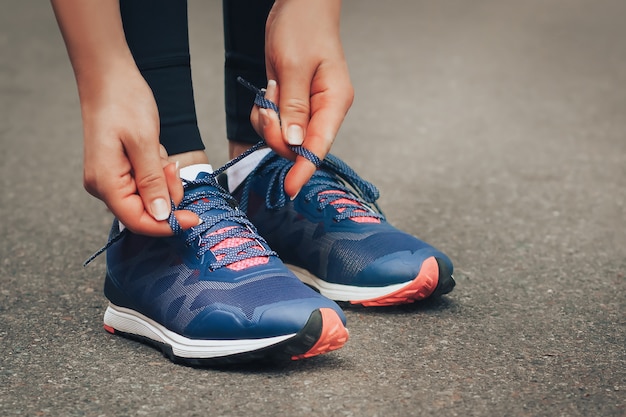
[222,2,456,307]
[223,0,274,159]
[120,0,208,167]
[99,0,348,366]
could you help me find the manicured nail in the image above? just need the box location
[289,190,300,201]
[259,108,270,128]
[287,125,304,145]
[267,79,277,90]
[151,198,170,221]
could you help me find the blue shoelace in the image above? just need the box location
[84,174,276,269]
[236,77,383,221]
[238,152,385,222]
[169,176,276,270]
[84,79,381,266]
[236,77,323,168]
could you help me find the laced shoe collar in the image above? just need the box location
[85,167,276,271]
[238,152,385,224]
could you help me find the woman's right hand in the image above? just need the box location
[51,0,198,236]
[79,68,199,236]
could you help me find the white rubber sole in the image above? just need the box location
[288,264,411,301]
[288,256,440,306]
[103,303,294,359]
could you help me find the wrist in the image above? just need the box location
[75,55,142,107]
[269,0,342,42]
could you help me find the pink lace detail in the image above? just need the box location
[208,226,269,271]
[319,191,380,224]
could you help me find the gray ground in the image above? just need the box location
[1,1,624,416]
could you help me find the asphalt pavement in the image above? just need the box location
[1,1,624,416]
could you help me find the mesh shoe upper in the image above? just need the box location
[233,152,455,300]
[103,170,346,340]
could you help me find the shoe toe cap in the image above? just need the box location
[356,248,453,287]
[184,295,345,340]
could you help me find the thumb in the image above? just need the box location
[126,139,172,222]
[276,70,312,148]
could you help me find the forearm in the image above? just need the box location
[270,0,342,28]
[267,0,343,55]
[51,0,138,103]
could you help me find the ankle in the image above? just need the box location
[168,150,210,168]
[229,141,255,160]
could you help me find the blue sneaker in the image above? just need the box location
[232,152,455,307]
[95,164,348,365]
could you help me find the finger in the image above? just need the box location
[249,82,271,138]
[106,190,172,236]
[159,144,169,161]
[250,80,295,160]
[115,201,198,236]
[164,162,201,230]
[83,140,174,236]
[163,162,183,206]
[276,67,313,148]
[284,156,317,200]
[172,210,201,231]
[262,81,292,158]
[123,135,172,222]
[258,107,292,160]
[284,74,354,198]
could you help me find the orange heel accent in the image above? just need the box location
[292,308,349,360]
[103,324,115,334]
[354,256,440,307]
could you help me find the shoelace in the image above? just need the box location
[237,77,322,168]
[84,173,276,270]
[84,79,380,266]
[170,176,276,270]
[238,153,385,223]
[235,78,384,222]
[83,79,277,268]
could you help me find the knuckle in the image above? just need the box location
[343,85,355,108]
[130,132,157,149]
[83,170,99,196]
[135,171,165,192]
[282,97,310,118]
[121,127,159,152]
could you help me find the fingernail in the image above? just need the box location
[259,108,270,128]
[151,198,170,221]
[289,190,300,201]
[287,125,304,145]
[267,79,277,90]
[175,160,180,179]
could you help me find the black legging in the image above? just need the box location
[119,0,273,155]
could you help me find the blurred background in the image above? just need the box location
[1,1,624,416]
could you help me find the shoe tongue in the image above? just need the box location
[176,163,269,271]
[179,164,214,181]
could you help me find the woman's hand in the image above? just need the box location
[80,68,199,236]
[251,0,354,198]
[52,0,198,236]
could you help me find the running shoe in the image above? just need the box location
[93,164,348,365]
[231,152,456,307]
